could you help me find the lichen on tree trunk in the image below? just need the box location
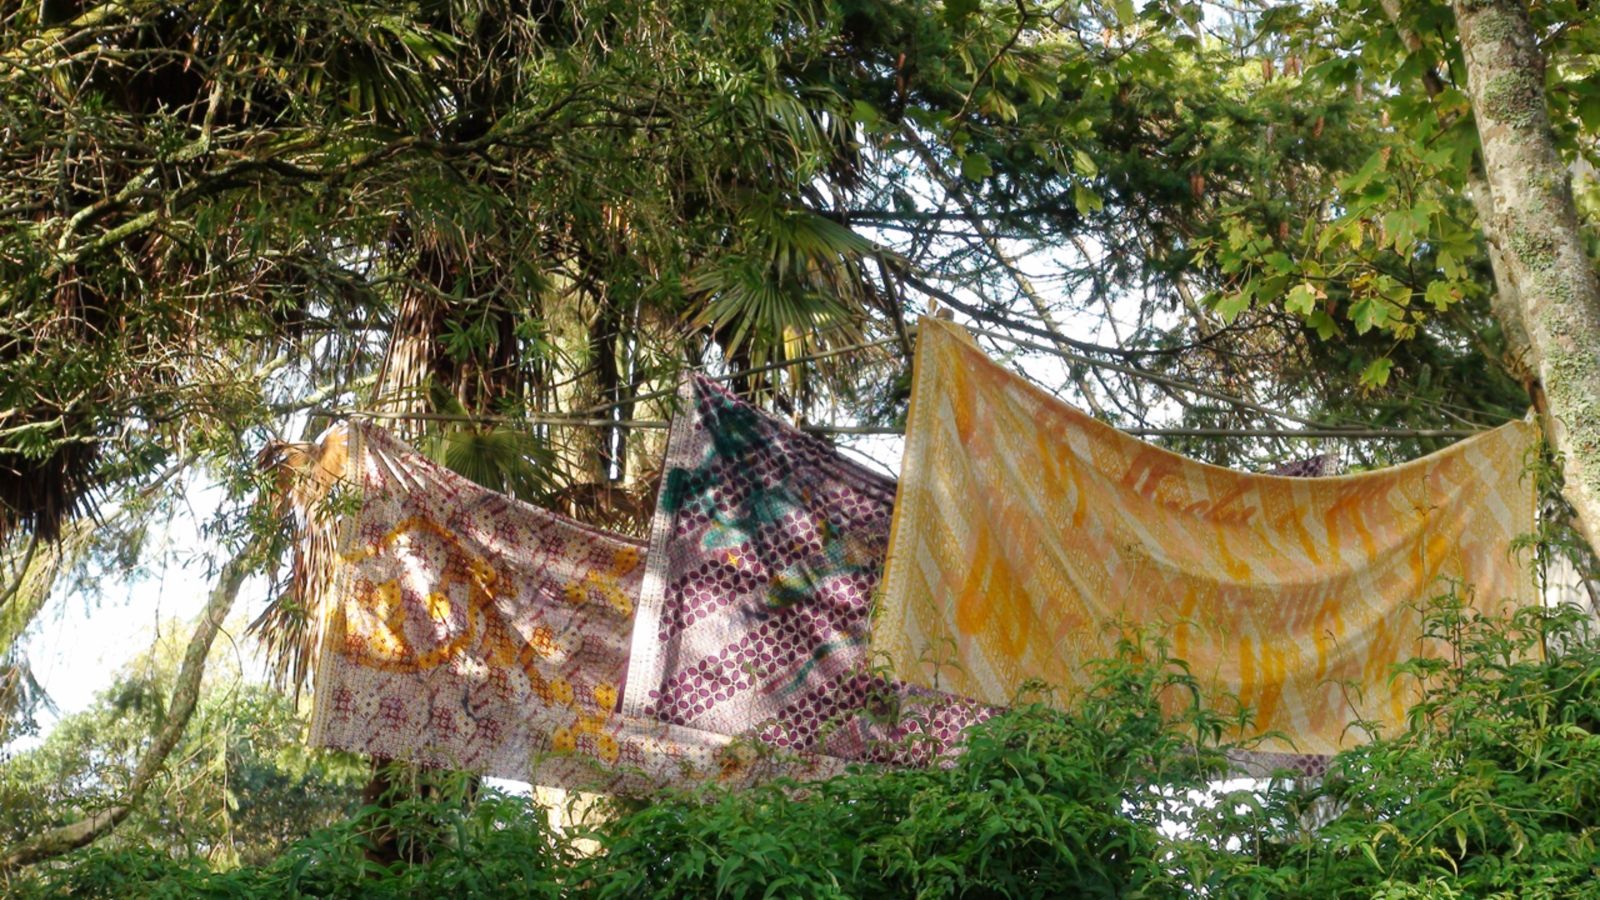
[1453,0,1600,555]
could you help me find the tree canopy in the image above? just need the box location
[3,0,1600,890]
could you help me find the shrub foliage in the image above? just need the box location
[9,600,1600,898]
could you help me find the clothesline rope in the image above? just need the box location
[560,320,1508,437]
[314,407,1483,439]
[314,319,1498,441]
[573,323,1338,429]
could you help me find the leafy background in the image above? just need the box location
[2,0,1600,891]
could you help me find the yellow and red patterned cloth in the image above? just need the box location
[308,423,843,791]
[871,318,1539,761]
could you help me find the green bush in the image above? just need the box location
[10,599,1600,898]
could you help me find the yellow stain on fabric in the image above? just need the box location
[873,318,1538,757]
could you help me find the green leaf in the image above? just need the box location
[1437,249,1461,280]
[1020,74,1060,106]
[1579,95,1600,132]
[1212,284,1253,324]
[1285,283,1318,316]
[1316,222,1347,253]
[1381,209,1414,252]
[979,90,1019,121]
[1378,274,1412,306]
[1072,148,1098,178]
[1419,145,1455,169]
[961,152,994,181]
[1350,295,1388,334]
[1312,307,1337,336]
[1113,0,1136,26]
[1339,150,1387,193]
[1360,357,1394,388]
[1073,185,1103,214]
[1425,280,1458,311]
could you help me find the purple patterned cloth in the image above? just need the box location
[623,376,991,766]
[1266,452,1343,478]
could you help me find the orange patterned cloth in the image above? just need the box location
[308,423,843,792]
[873,318,1539,759]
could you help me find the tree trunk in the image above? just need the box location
[0,545,253,872]
[1453,0,1600,554]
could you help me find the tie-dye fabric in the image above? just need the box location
[1247,457,1342,773]
[308,423,844,792]
[622,376,991,766]
[873,318,1538,765]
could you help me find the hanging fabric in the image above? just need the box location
[305,423,844,792]
[1267,452,1342,478]
[871,317,1538,767]
[623,376,991,766]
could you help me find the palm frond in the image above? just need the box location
[688,198,889,367]
[421,383,561,503]
[0,519,97,659]
[422,427,559,504]
[0,424,100,547]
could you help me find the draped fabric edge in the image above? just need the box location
[881,319,1541,610]
[306,421,363,754]
[620,377,700,721]
[901,320,1538,490]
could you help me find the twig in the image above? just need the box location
[0,540,257,871]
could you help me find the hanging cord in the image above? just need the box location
[312,408,1483,440]
[571,322,1492,437]
[309,322,1491,440]
[575,334,904,417]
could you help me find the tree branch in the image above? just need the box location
[0,541,257,872]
